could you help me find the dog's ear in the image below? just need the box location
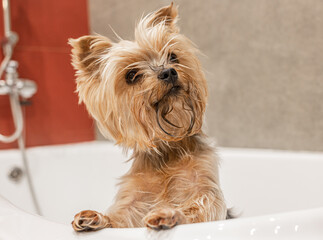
[69,35,123,143]
[68,35,112,79]
[145,2,179,31]
[68,35,112,116]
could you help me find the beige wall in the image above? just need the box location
[89,0,323,151]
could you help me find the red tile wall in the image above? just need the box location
[0,0,95,149]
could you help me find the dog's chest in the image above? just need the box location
[142,156,214,205]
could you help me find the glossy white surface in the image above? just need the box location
[1,141,323,223]
[0,196,322,240]
[0,141,323,239]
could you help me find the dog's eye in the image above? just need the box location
[126,69,142,84]
[169,53,179,63]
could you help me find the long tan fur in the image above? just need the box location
[69,3,227,231]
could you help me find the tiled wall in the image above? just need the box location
[89,0,323,151]
[0,0,95,149]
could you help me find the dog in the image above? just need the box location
[69,2,227,231]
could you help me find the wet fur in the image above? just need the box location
[69,3,227,231]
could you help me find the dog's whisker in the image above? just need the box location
[109,25,123,41]
[176,63,191,70]
[161,114,182,129]
[156,105,175,137]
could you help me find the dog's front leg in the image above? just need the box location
[180,191,227,223]
[72,199,148,230]
[143,207,187,230]
[143,191,227,230]
[72,210,111,232]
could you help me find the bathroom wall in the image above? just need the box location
[89,0,323,151]
[0,0,94,149]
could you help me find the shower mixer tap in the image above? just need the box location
[0,60,37,98]
[0,59,37,143]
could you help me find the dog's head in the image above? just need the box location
[69,3,207,150]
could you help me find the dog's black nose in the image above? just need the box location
[158,68,178,83]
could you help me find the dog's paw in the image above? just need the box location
[71,210,111,232]
[143,208,186,230]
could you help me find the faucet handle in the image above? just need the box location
[17,79,37,99]
[7,60,18,71]
[0,80,10,95]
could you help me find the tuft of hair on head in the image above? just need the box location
[135,2,181,53]
[139,2,179,32]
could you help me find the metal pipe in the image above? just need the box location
[2,0,12,60]
[6,89,42,215]
[8,88,42,215]
[0,0,17,80]
[2,0,11,37]
[17,135,42,215]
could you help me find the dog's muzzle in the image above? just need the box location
[158,68,178,84]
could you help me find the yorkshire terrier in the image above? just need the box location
[69,3,227,231]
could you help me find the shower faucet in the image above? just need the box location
[0,60,37,98]
[0,59,37,143]
[0,0,37,143]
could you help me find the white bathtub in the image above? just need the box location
[0,141,323,239]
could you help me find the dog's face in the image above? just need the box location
[69,3,207,150]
